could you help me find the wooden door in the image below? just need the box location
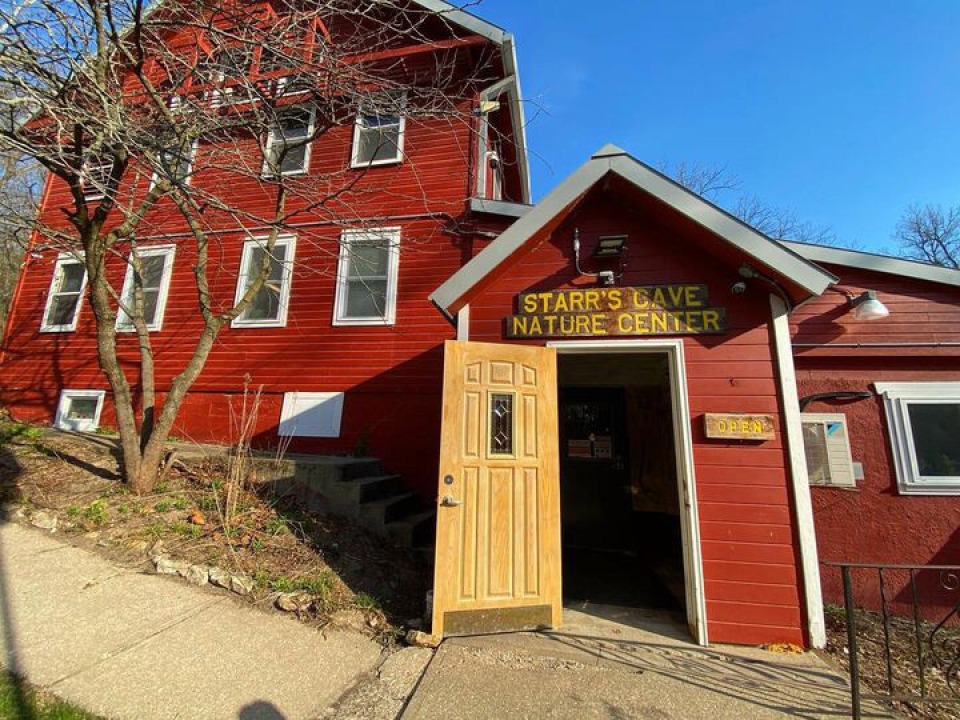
[432,340,562,638]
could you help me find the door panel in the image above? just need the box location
[432,340,561,637]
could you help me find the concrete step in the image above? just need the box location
[358,492,422,529]
[325,475,403,508]
[385,509,437,549]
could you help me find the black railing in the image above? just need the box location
[827,562,960,719]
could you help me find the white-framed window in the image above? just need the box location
[801,413,856,488]
[333,228,400,326]
[54,389,105,432]
[263,106,314,177]
[876,382,960,495]
[197,45,254,106]
[116,246,176,332]
[152,141,196,188]
[350,95,406,168]
[81,158,113,202]
[41,254,87,332]
[278,392,344,438]
[232,235,296,328]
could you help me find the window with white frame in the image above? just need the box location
[351,95,405,167]
[232,235,296,328]
[153,141,195,188]
[41,255,87,332]
[801,413,856,488]
[876,382,960,495]
[264,107,314,176]
[278,392,344,438]
[333,228,400,326]
[54,390,105,432]
[197,45,254,106]
[116,246,176,332]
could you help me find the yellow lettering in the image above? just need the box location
[607,289,623,311]
[512,316,528,336]
[704,309,721,332]
[538,293,552,313]
[618,313,632,333]
[668,285,685,307]
[685,285,704,308]
[545,315,558,336]
[575,315,590,335]
[568,292,584,312]
[652,288,668,309]
[632,288,649,309]
[522,295,538,314]
[554,293,569,313]
[584,290,601,311]
[591,314,605,335]
[651,312,668,334]
[687,311,703,333]
[529,317,542,335]
[560,315,575,335]
[752,420,763,434]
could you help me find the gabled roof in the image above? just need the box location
[782,241,960,288]
[431,144,838,316]
[411,1,507,44]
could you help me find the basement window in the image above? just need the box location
[801,413,855,488]
[54,390,105,432]
[351,95,406,167]
[333,228,400,326]
[116,246,176,332]
[232,235,296,328]
[876,382,960,495]
[41,255,87,332]
[278,392,344,438]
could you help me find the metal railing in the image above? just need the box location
[828,562,960,719]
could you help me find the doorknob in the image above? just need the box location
[439,495,463,507]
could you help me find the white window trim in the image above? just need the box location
[332,227,401,327]
[231,234,297,329]
[81,159,112,202]
[116,245,177,333]
[278,391,345,438]
[800,412,856,488]
[876,382,960,496]
[150,140,198,190]
[54,389,106,432]
[350,99,407,169]
[40,253,87,333]
[262,106,315,178]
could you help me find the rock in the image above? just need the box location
[405,630,440,648]
[188,510,206,526]
[208,566,231,589]
[182,565,209,586]
[30,511,58,532]
[328,608,370,633]
[229,574,254,596]
[154,554,189,576]
[275,592,313,612]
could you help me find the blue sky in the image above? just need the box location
[477,0,960,252]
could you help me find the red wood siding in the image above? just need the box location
[466,191,807,647]
[793,262,960,617]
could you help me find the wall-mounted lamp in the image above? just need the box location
[849,291,890,321]
[573,229,626,286]
[592,235,628,259]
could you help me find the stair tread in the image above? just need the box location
[344,474,401,485]
[360,491,419,508]
[386,509,437,527]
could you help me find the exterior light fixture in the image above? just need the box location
[849,291,890,321]
[592,235,628,259]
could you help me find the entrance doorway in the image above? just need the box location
[550,340,707,644]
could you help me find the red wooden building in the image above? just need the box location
[2,1,959,648]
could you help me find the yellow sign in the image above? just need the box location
[704,414,776,441]
[506,285,727,339]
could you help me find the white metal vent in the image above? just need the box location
[278,392,344,438]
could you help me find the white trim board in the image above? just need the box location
[547,338,708,647]
[770,294,826,649]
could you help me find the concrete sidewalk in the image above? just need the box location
[0,522,384,719]
[403,607,892,720]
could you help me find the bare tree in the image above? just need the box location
[0,151,43,333]
[659,160,838,245]
[0,0,499,492]
[893,204,959,269]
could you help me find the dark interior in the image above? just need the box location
[558,353,686,612]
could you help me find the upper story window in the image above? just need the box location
[264,107,314,177]
[876,382,960,495]
[197,46,254,106]
[81,157,112,202]
[351,95,406,168]
[116,246,176,332]
[232,235,296,328]
[41,254,87,332]
[152,141,196,188]
[333,228,400,326]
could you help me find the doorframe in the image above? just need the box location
[547,338,709,647]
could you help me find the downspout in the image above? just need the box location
[770,293,827,649]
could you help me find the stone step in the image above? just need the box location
[358,492,422,529]
[385,509,437,549]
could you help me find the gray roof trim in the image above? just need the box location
[431,144,837,313]
[469,197,532,218]
[783,241,960,288]
[502,36,531,203]
[409,0,507,44]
